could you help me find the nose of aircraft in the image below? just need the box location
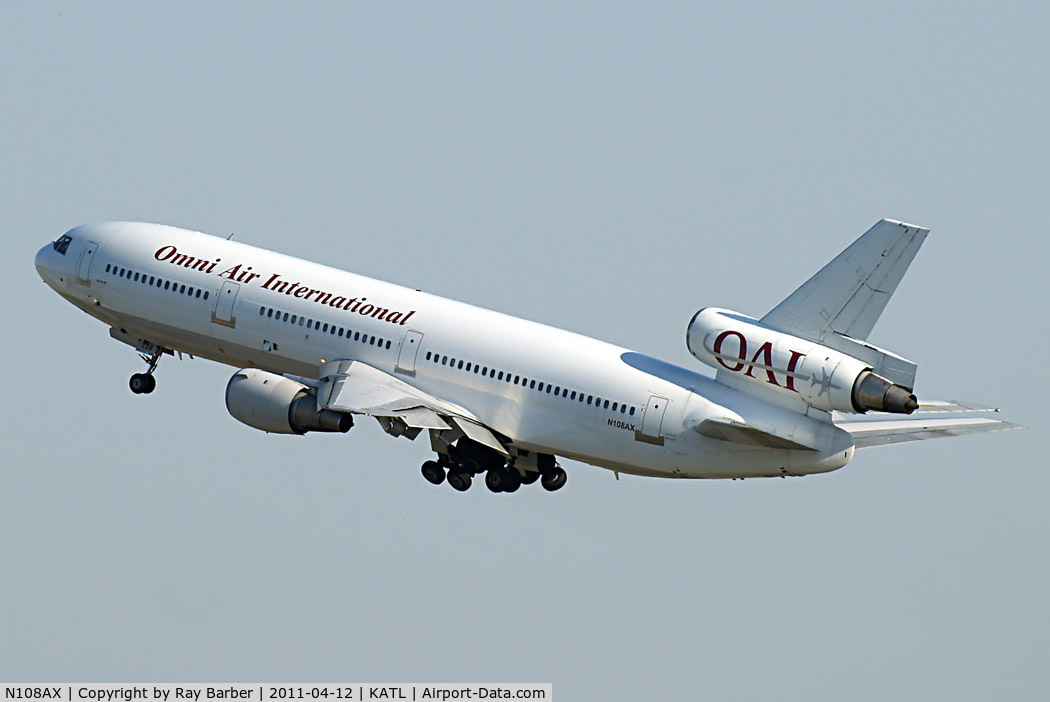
[34,242,50,274]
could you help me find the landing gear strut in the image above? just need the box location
[129,343,163,395]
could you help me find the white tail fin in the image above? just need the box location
[761,219,928,343]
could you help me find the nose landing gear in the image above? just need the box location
[129,342,165,395]
[129,373,156,394]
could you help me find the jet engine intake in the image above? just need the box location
[226,368,353,434]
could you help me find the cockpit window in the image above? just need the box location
[52,234,73,255]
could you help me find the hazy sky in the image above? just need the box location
[2,3,1047,699]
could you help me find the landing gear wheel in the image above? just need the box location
[541,467,567,492]
[520,471,540,485]
[485,469,505,493]
[502,469,522,493]
[421,461,445,485]
[129,373,155,394]
[447,470,472,492]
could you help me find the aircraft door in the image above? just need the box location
[395,330,424,374]
[212,280,240,327]
[75,241,99,286]
[636,394,668,446]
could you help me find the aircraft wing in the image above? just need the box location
[837,415,1021,449]
[316,359,509,455]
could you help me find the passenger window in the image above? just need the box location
[465,363,472,372]
[195,289,202,298]
[370,336,376,345]
[133,272,139,282]
[105,264,111,273]
[513,376,520,384]
[338,328,344,337]
[426,351,432,361]
[546,385,552,394]
[180,285,186,294]
[620,405,627,414]
[630,407,635,416]
[612,402,618,411]
[322,323,328,332]
[442,357,448,366]
[386,340,391,349]
[587,396,593,405]
[498,371,504,380]
[299,318,305,326]
[259,307,265,316]
[603,400,610,409]
[203,292,209,300]
[457,360,464,370]
[290,315,297,324]
[530,380,536,389]
[164,281,171,290]
[571,391,577,400]
[268,309,274,318]
[473,365,479,374]
[283,312,289,322]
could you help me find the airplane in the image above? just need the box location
[34,219,1018,492]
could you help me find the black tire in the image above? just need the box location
[485,469,504,493]
[520,471,540,485]
[541,467,567,491]
[129,374,147,394]
[142,374,156,394]
[421,461,445,485]
[448,471,472,492]
[502,469,522,493]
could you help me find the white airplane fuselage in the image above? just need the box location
[35,222,855,480]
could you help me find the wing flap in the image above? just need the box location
[317,360,506,452]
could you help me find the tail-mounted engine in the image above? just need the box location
[686,308,918,414]
[226,368,354,434]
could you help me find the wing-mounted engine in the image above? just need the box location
[226,368,354,435]
[686,308,918,415]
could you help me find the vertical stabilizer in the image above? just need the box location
[760,219,928,343]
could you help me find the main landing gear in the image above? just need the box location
[420,440,567,494]
[129,343,164,395]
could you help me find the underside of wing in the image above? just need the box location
[316,359,509,455]
[838,416,1022,449]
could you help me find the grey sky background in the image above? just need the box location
[2,3,1047,699]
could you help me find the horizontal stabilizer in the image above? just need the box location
[761,219,928,343]
[839,416,1021,449]
[915,400,1001,413]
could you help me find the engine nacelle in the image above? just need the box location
[686,308,917,414]
[225,368,354,434]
